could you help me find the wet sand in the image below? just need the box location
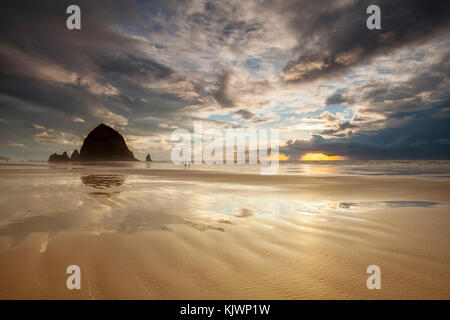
[0,163,449,299]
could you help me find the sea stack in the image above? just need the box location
[70,149,80,161]
[79,124,138,161]
[146,153,152,162]
[48,124,138,162]
[48,152,70,162]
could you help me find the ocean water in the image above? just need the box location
[3,159,450,176]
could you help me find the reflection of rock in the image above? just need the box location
[81,174,125,189]
[70,149,79,161]
[0,156,10,161]
[236,208,253,218]
[79,124,137,161]
[184,220,225,232]
[146,153,152,162]
[48,152,70,162]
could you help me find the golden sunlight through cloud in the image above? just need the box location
[270,153,289,161]
[301,153,345,161]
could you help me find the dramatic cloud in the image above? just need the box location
[308,111,341,122]
[279,0,450,83]
[234,109,256,120]
[0,0,449,160]
[213,70,235,108]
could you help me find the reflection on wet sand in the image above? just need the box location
[184,219,225,232]
[339,200,441,210]
[0,163,449,299]
[81,174,125,189]
[2,169,446,238]
[235,208,254,218]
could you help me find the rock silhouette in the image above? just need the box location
[48,124,138,162]
[48,152,69,162]
[146,153,152,162]
[70,149,80,161]
[79,124,137,161]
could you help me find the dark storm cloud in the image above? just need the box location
[310,48,450,160]
[235,109,256,120]
[0,0,212,160]
[283,105,450,160]
[94,53,174,81]
[275,0,450,83]
[0,1,200,139]
[362,53,450,114]
[325,92,349,106]
[285,46,450,159]
[0,1,141,74]
[0,1,186,102]
[321,121,359,137]
[213,70,235,108]
[319,50,450,140]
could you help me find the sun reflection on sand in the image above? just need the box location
[0,167,446,240]
[0,163,449,299]
[301,164,341,175]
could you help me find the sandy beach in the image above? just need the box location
[0,162,449,299]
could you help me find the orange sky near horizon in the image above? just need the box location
[301,153,346,161]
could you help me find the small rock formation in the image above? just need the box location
[79,124,138,161]
[0,156,10,162]
[48,152,70,162]
[70,149,80,161]
[146,153,152,162]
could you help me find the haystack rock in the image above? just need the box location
[70,149,80,161]
[48,152,70,162]
[146,153,152,162]
[79,124,138,161]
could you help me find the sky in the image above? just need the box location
[0,0,449,161]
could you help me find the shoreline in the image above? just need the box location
[1,165,450,202]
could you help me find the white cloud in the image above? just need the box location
[8,143,24,147]
[73,117,85,123]
[92,108,128,127]
[33,124,46,130]
[34,130,81,146]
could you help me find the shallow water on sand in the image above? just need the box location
[0,162,449,299]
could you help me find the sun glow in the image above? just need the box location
[270,153,289,162]
[301,153,345,161]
